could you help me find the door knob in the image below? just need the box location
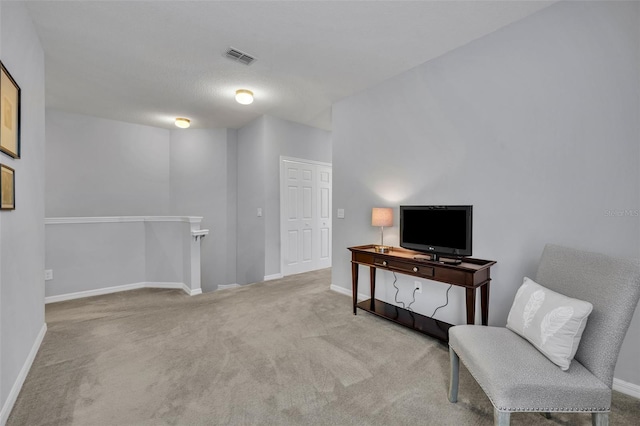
[413,267,419,272]
[382,261,388,267]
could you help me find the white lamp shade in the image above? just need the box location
[372,208,393,227]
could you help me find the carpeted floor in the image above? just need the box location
[8,268,640,425]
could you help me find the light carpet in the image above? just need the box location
[8,269,640,425]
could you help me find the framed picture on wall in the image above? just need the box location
[0,62,21,159]
[0,163,15,210]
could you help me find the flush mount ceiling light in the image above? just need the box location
[175,118,190,128]
[235,89,254,105]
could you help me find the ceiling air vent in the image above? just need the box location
[225,47,256,66]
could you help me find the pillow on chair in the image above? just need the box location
[506,277,593,370]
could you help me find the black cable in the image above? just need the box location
[391,272,406,309]
[406,287,418,312]
[431,284,453,318]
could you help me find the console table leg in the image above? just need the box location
[370,267,376,310]
[465,288,476,325]
[481,282,490,326]
[352,262,358,315]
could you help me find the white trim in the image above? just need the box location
[45,282,198,304]
[145,282,195,296]
[218,283,240,290]
[264,273,284,281]
[187,288,203,296]
[45,216,145,224]
[145,216,203,224]
[191,229,209,237]
[280,155,332,168]
[146,282,184,290]
[45,216,203,225]
[0,323,47,425]
[613,378,640,399]
[45,282,145,303]
[148,282,202,296]
[330,284,368,302]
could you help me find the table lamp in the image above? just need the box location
[372,207,393,253]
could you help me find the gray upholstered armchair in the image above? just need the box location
[448,244,640,426]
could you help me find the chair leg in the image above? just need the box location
[448,347,459,403]
[592,412,609,426]
[494,408,510,426]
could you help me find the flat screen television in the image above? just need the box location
[400,205,472,260]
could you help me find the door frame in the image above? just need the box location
[279,156,332,277]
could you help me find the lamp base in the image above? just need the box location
[374,245,391,253]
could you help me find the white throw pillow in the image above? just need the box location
[506,277,593,370]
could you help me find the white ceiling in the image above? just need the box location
[24,1,554,131]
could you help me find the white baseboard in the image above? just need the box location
[330,284,368,301]
[145,282,201,296]
[264,273,284,281]
[45,282,199,304]
[0,323,47,425]
[217,283,240,290]
[613,378,640,399]
[45,282,146,304]
[146,282,185,291]
[186,287,202,296]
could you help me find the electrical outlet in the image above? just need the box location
[44,269,53,281]
[414,281,422,294]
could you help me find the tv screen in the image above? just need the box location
[400,205,472,258]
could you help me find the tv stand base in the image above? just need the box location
[349,245,496,343]
[357,299,452,342]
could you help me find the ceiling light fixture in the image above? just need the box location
[235,89,254,105]
[175,118,190,128]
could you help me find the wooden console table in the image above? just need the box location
[348,245,496,343]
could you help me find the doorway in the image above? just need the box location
[280,157,332,276]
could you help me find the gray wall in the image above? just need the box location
[332,1,640,385]
[44,114,239,291]
[45,110,330,288]
[45,219,198,298]
[263,116,331,276]
[226,129,238,286]
[169,128,237,291]
[144,221,184,284]
[236,117,266,285]
[45,110,171,217]
[46,222,146,296]
[235,115,332,284]
[0,0,46,417]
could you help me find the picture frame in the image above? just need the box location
[0,61,21,159]
[0,163,15,210]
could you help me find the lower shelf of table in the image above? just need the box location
[357,299,452,343]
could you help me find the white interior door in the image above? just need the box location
[281,158,332,276]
